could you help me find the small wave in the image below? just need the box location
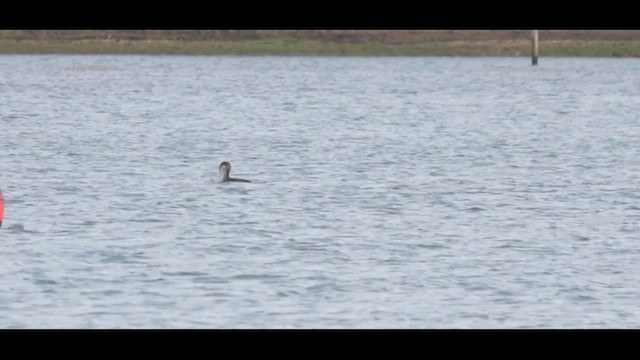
[34,279,58,286]
[163,271,209,277]
[5,224,39,233]
[229,274,286,281]
[410,243,448,250]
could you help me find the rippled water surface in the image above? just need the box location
[1,55,639,328]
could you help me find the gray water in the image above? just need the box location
[1,55,639,328]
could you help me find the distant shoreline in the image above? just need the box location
[2,31,640,57]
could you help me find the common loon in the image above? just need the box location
[219,161,252,183]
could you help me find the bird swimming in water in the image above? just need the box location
[219,161,252,183]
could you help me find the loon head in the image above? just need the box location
[219,161,231,182]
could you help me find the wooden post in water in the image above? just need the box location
[531,30,539,66]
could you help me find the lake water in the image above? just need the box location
[1,55,639,328]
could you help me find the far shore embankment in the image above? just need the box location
[1,30,640,57]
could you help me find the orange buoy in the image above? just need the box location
[0,191,4,228]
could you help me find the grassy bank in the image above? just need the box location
[1,31,640,57]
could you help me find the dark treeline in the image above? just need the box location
[3,30,640,43]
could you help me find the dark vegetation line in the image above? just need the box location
[1,30,639,56]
